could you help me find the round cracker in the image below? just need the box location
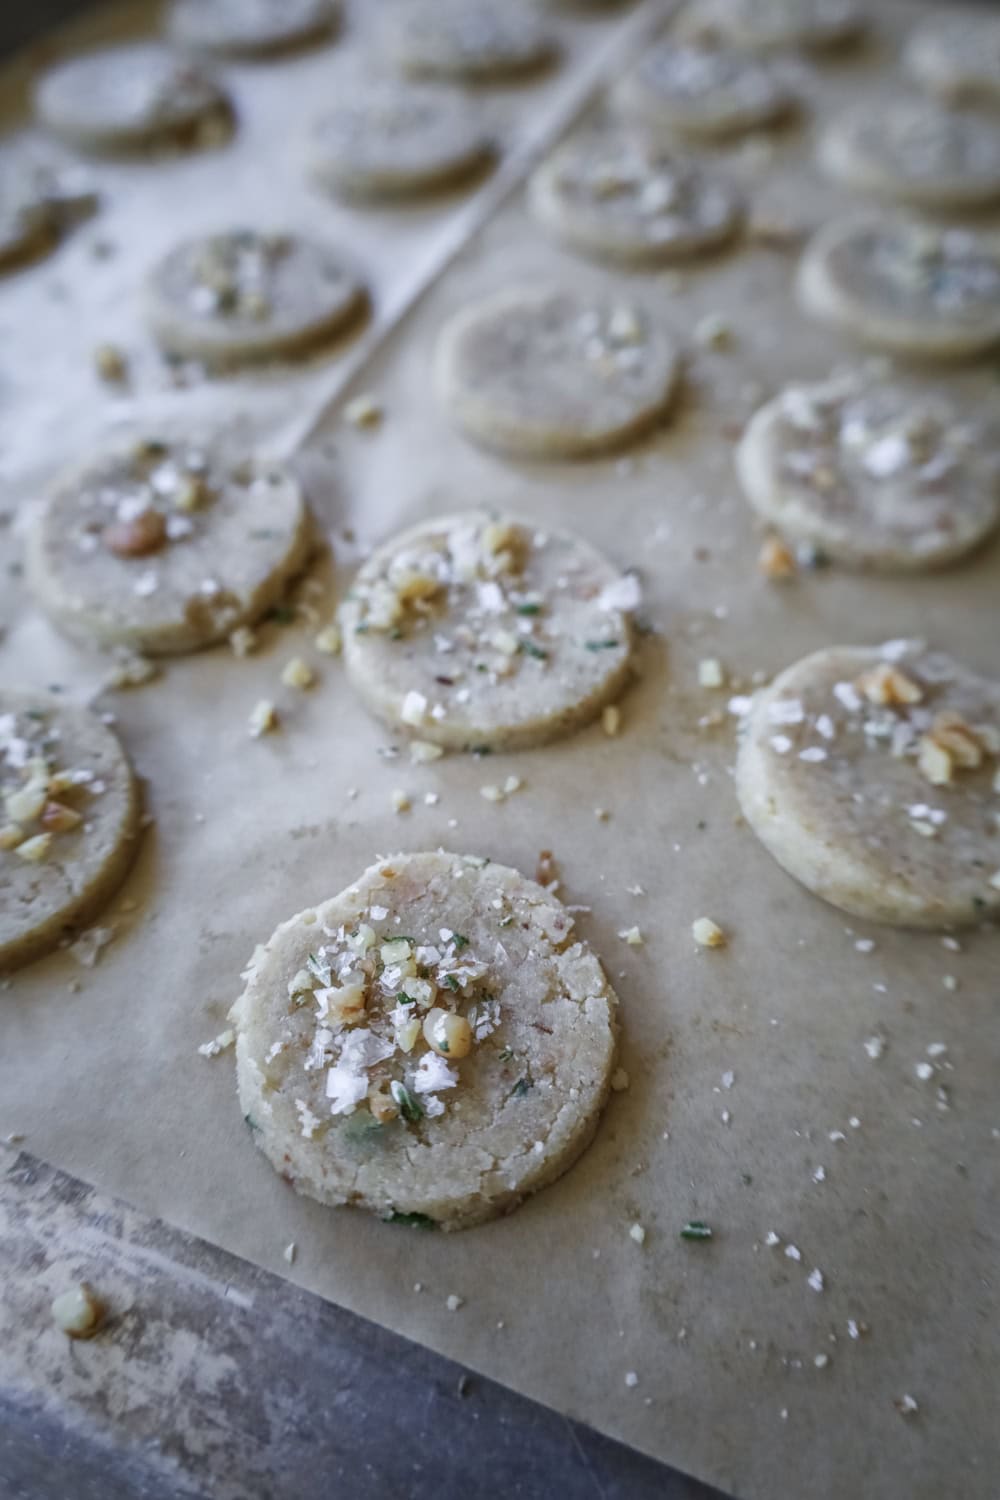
[385,0,558,82]
[529,134,741,267]
[341,510,636,752]
[169,0,340,58]
[434,285,680,460]
[617,42,793,140]
[307,82,494,201]
[27,433,311,656]
[231,850,620,1230]
[736,373,1000,571]
[797,217,1000,360]
[145,229,365,367]
[819,99,1000,211]
[735,644,1000,928]
[1,693,140,972]
[33,44,230,155]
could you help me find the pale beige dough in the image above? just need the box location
[307,83,494,201]
[903,16,1000,109]
[33,44,230,154]
[736,373,1000,571]
[797,218,1000,359]
[0,694,140,972]
[681,0,864,52]
[819,99,1000,210]
[385,0,558,82]
[169,0,340,58]
[529,134,741,267]
[230,851,620,1230]
[27,433,311,656]
[146,229,366,367]
[735,644,1000,928]
[341,511,636,752]
[616,41,793,140]
[434,285,680,459]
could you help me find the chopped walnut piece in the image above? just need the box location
[103,508,167,559]
[917,735,953,786]
[927,711,985,769]
[856,662,923,708]
[757,536,796,580]
[369,1087,399,1124]
[40,801,83,834]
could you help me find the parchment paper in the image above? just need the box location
[1,3,998,1498]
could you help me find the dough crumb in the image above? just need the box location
[249,700,279,738]
[344,394,383,428]
[692,917,726,948]
[51,1283,105,1339]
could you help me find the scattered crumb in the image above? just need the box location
[602,704,621,737]
[914,1062,934,1081]
[765,1231,780,1247]
[693,313,732,350]
[814,1353,829,1369]
[629,1222,646,1245]
[410,740,444,764]
[94,343,128,384]
[624,1371,639,1388]
[103,651,159,690]
[281,657,315,690]
[198,1028,235,1059]
[51,1283,105,1339]
[807,1268,825,1293]
[784,1244,802,1262]
[895,1394,919,1417]
[314,623,342,655]
[446,1294,464,1312]
[343,393,383,428]
[283,1242,297,1264]
[698,657,726,689]
[249,699,279,738]
[618,926,643,946]
[692,917,726,948]
[68,926,115,968]
[863,1035,885,1061]
[758,536,796,580]
[391,789,411,814]
[229,626,257,658]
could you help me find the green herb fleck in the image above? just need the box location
[354,623,370,635]
[680,1220,713,1241]
[243,1114,260,1132]
[385,1211,437,1229]
[391,1080,424,1123]
[443,974,460,993]
[518,640,548,661]
[398,992,418,1006]
[516,603,541,616]
[306,952,330,983]
[498,915,513,928]
[267,606,295,625]
[498,1047,514,1062]
[584,639,620,652]
[452,933,470,952]
[510,1077,532,1099]
[389,627,403,641]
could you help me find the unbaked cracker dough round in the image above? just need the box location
[385,0,558,82]
[27,434,311,656]
[0,693,140,972]
[169,0,340,58]
[819,99,1000,211]
[145,229,366,366]
[736,644,1000,928]
[681,0,864,53]
[797,218,1000,359]
[617,42,793,140]
[341,511,636,751]
[529,134,741,266]
[736,374,1000,571]
[434,285,680,459]
[230,850,620,1230]
[33,44,230,155]
[307,83,494,201]
[904,16,1000,109]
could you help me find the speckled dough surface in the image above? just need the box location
[386,0,557,82]
[33,43,230,154]
[341,511,636,751]
[797,218,1000,358]
[682,0,864,52]
[736,644,1000,927]
[529,134,741,266]
[819,100,1000,209]
[231,851,619,1229]
[307,83,494,201]
[145,229,365,366]
[0,694,139,971]
[904,15,1000,108]
[617,42,793,140]
[27,434,311,656]
[736,373,1000,570]
[434,285,680,459]
[168,0,340,58]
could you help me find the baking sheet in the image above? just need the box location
[1,3,999,1498]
